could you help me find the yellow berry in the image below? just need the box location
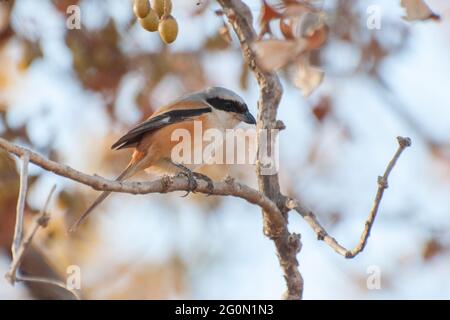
[133,0,150,19]
[159,15,178,44]
[152,0,172,18]
[139,9,159,32]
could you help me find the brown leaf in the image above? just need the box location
[400,0,440,21]
[258,1,282,38]
[297,11,326,38]
[282,2,315,18]
[280,19,295,40]
[422,238,444,261]
[305,24,328,50]
[311,96,331,122]
[260,0,282,26]
[293,56,324,96]
[287,12,328,50]
[252,39,307,71]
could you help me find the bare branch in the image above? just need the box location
[11,152,30,261]
[0,137,283,228]
[5,184,81,300]
[287,136,412,258]
[0,136,286,299]
[217,0,303,299]
[6,185,55,283]
[5,184,55,284]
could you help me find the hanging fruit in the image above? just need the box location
[132,0,178,44]
[133,0,150,19]
[139,9,159,32]
[152,0,172,18]
[159,14,178,44]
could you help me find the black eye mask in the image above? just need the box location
[206,97,247,114]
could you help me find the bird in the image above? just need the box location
[69,87,256,232]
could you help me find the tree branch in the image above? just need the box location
[3,159,81,299]
[0,137,284,229]
[11,152,29,263]
[217,0,303,299]
[286,136,411,258]
[6,185,55,284]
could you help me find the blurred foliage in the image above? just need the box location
[0,0,448,299]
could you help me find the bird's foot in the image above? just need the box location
[176,170,198,197]
[192,172,214,196]
[176,170,214,197]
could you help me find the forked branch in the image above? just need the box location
[287,137,411,258]
[3,152,80,299]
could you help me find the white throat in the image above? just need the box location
[209,108,241,130]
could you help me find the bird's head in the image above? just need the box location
[201,87,256,125]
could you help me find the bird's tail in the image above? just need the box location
[68,163,137,233]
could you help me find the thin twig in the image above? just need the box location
[6,185,56,283]
[287,137,411,258]
[5,184,80,300]
[11,152,30,261]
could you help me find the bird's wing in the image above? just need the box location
[111,107,212,150]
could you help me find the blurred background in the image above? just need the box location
[0,0,449,299]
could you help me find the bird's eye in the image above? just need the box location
[206,97,246,114]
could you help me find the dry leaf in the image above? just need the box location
[311,96,331,122]
[305,24,328,50]
[259,0,282,38]
[252,39,307,71]
[293,58,324,96]
[297,11,327,38]
[280,19,295,40]
[287,11,328,50]
[282,2,314,18]
[422,238,445,261]
[260,0,282,26]
[400,0,440,21]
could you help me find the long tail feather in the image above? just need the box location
[68,164,136,233]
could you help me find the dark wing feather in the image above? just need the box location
[111,107,212,150]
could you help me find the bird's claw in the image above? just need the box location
[192,172,214,196]
[176,171,214,197]
[177,171,198,197]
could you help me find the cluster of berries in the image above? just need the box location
[133,0,178,44]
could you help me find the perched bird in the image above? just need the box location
[69,87,256,232]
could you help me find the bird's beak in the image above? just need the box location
[240,111,256,124]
